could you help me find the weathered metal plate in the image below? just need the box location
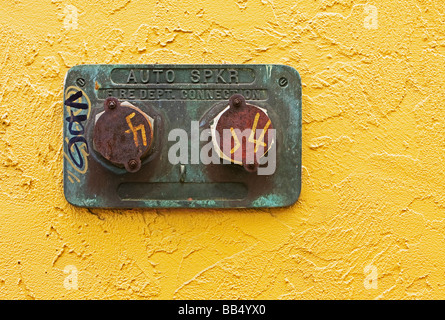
[63,64,301,208]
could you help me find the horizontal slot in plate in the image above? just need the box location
[118,182,247,201]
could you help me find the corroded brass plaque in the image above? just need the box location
[63,64,301,208]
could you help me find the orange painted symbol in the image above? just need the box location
[230,112,271,154]
[125,112,147,147]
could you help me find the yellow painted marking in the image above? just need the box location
[64,138,89,174]
[230,127,241,154]
[68,176,74,184]
[254,119,271,153]
[247,113,270,153]
[65,86,91,119]
[63,151,89,175]
[229,112,272,155]
[125,113,147,147]
[248,113,267,148]
[248,112,261,144]
[68,170,80,183]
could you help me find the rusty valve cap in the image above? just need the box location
[229,94,246,109]
[93,97,154,173]
[211,94,274,174]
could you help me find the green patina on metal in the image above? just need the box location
[63,64,302,208]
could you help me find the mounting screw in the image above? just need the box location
[76,78,86,87]
[128,159,138,170]
[108,100,117,109]
[229,94,246,109]
[279,77,288,87]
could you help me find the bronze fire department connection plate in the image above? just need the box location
[63,64,302,208]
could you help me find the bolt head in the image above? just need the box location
[128,159,138,169]
[244,162,258,173]
[104,97,119,110]
[229,94,246,109]
[125,159,141,173]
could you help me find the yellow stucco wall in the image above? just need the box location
[0,0,444,299]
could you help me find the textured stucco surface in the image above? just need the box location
[1,0,445,299]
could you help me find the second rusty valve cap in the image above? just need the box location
[210,94,275,172]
